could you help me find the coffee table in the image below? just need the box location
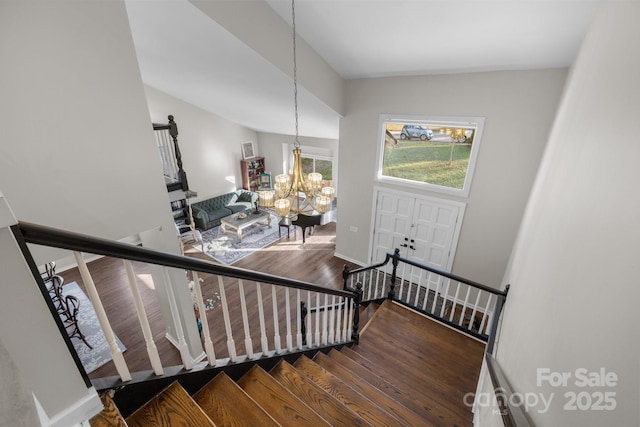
[220,210,271,242]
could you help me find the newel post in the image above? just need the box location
[168,115,189,191]
[388,248,401,299]
[351,282,362,344]
[342,264,350,290]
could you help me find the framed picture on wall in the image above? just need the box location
[241,141,256,159]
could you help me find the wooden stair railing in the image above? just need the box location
[91,300,486,427]
[11,221,359,406]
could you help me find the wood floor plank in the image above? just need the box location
[350,301,483,422]
[125,382,215,427]
[331,347,465,426]
[194,372,280,427]
[238,365,331,427]
[270,360,372,427]
[293,355,404,427]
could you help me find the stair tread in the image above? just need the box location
[270,360,373,427]
[194,372,280,427]
[89,393,128,427]
[238,365,331,427]
[293,355,404,427]
[125,382,216,427]
[335,347,467,426]
[313,351,428,427]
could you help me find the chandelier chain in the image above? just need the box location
[292,0,300,148]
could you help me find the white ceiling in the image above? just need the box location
[125,0,599,139]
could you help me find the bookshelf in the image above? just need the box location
[241,156,265,191]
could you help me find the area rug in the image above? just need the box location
[58,282,126,374]
[197,213,283,265]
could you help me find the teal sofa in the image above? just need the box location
[191,190,258,230]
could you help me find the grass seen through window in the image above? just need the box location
[383,140,471,189]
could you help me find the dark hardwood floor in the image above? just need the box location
[58,222,359,379]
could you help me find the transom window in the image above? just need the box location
[376,114,485,197]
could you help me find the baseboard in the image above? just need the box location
[333,252,365,267]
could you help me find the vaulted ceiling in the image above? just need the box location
[125,0,599,139]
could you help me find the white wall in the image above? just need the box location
[492,2,640,426]
[144,86,258,201]
[337,69,567,286]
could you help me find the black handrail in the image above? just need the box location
[17,221,356,299]
[344,248,507,297]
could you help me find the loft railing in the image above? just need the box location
[11,221,358,391]
[343,248,508,354]
[153,115,188,192]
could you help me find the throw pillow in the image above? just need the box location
[237,192,253,203]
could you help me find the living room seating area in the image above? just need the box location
[191,190,258,230]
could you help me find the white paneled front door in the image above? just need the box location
[370,188,465,276]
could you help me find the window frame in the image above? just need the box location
[375,114,486,198]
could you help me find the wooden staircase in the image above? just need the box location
[90,300,485,427]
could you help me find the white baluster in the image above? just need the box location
[469,289,482,332]
[459,286,471,327]
[439,279,452,318]
[218,276,237,362]
[192,271,215,365]
[346,297,353,341]
[341,296,349,341]
[315,292,321,346]
[328,295,336,344]
[161,267,193,370]
[372,270,378,299]
[422,271,431,311]
[256,283,269,355]
[431,275,442,314]
[479,294,493,335]
[449,282,461,322]
[272,285,281,353]
[73,252,131,381]
[122,260,163,375]
[238,280,254,359]
[306,290,312,346]
[296,289,303,349]
[335,296,342,343]
[285,287,293,351]
[322,294,328,345]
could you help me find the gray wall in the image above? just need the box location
[0,0,169,420]
[0,1,178,265]
[336,69,567,287]
[493,2,640,425]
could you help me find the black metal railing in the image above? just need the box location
[343,248,508,353]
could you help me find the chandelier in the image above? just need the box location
[260,0,334,218]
